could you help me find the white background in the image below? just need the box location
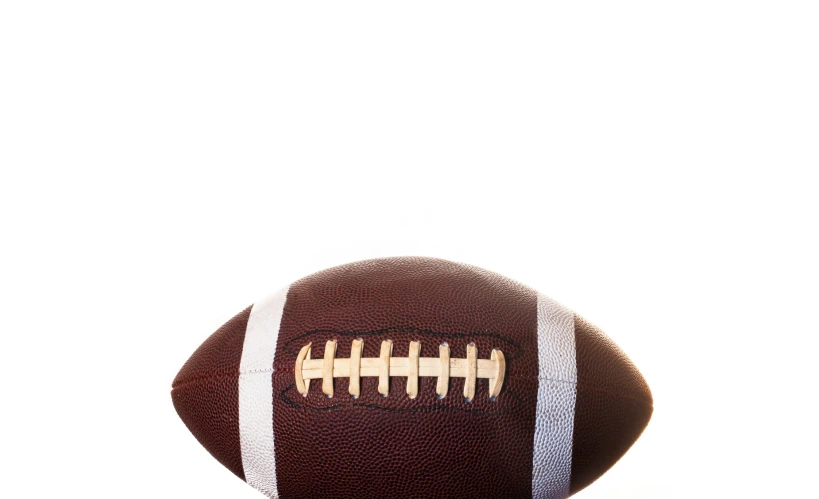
[1,2,817,498]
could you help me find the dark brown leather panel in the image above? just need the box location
[570,314,653,494]
[273,257,539,499]
[173,306,252,387]
[171,306,252,481]
[172,375,246,481]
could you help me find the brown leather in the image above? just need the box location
[569,314,653,494]
[171,306,252,481]
[274,257,540,499]
[171,258,653,498]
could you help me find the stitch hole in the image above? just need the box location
[489,396,497,402]
[441,341,448,347]
[464,397,472,403]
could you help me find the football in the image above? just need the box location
[172,257,652,499]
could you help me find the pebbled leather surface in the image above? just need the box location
[569,314,653,494]
[171,306,252,481]
[273,257,540,499]
[171,258,654,499]
[239,289,290,497]
[531,295,576,499]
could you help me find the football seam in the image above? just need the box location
[572,381,654,407]
[171,370,560,390]
[171,369,275,390]
[172,370,652,406]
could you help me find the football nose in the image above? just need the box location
[171,306,253,482]
[569,314,653,495]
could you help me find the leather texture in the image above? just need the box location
[172,306,251,481]
[171,257,653,499]
[531,294,577,498]
[239,288,290,497]
[569,314,653,494]
[273,257,541,499]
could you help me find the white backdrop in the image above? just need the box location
[1,2,817,498]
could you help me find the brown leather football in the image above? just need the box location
[172,257,652,499]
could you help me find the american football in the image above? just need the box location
[172,257,652,498]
